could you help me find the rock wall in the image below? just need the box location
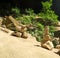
[52,0,60,20]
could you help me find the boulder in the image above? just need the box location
[21,32,28,38]
[0,30,59,58]
[56,45,60,49]
[41,41,54,50]
[11,31,22,37]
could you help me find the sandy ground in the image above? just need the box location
[0,30,60,58]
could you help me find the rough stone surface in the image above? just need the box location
[0,30,60,58]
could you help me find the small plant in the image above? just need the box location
[38,0,58,26]
[25,8,36,18]
[16,15,32,24]
[11,7,20,17]
[25,8,34,15]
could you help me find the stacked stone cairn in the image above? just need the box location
[41,26,54,50]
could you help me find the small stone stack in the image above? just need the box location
[41,26,54,50]
[0,16,28,39]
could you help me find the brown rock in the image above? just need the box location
[43,26,52,41]
[21,32,28,38]
[41,41,54,50]
[0,30,59,58]
[44,26,49,35]
[43,35,52,41]
[11,31,22,37]
[21,25,27,32]
[56,45,60,49]
[0,27,9,33]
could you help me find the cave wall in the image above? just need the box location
[0,0,46,16]
[0,0,60,19]
[52,0,60,20]
[19,0,45,13]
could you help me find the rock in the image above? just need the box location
[0,27,9,33]
[8,16,27,32]
[11,31,22,37]
[2,17,16,31]
[41,41,54,50]
[0,30,60,58]
[27,24,36,30]
[56,45,60,49]
[21,32,28,38]
[43,35,52,41]
[44,26,49,35]
[56,50,60,56]
[43,26,52,41]
[20,25,27,32]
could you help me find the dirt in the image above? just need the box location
[0,30,60,58]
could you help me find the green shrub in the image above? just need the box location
[38,0,58,26]
[15,0,58,42]
[11,7,20,17]
[37,0,58,41]
[16,15,32,24]
[36,22,44,31]
[25,9,34,15]
[16,11,44,42]
[52,39,59,48]
[49,26,55,33]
